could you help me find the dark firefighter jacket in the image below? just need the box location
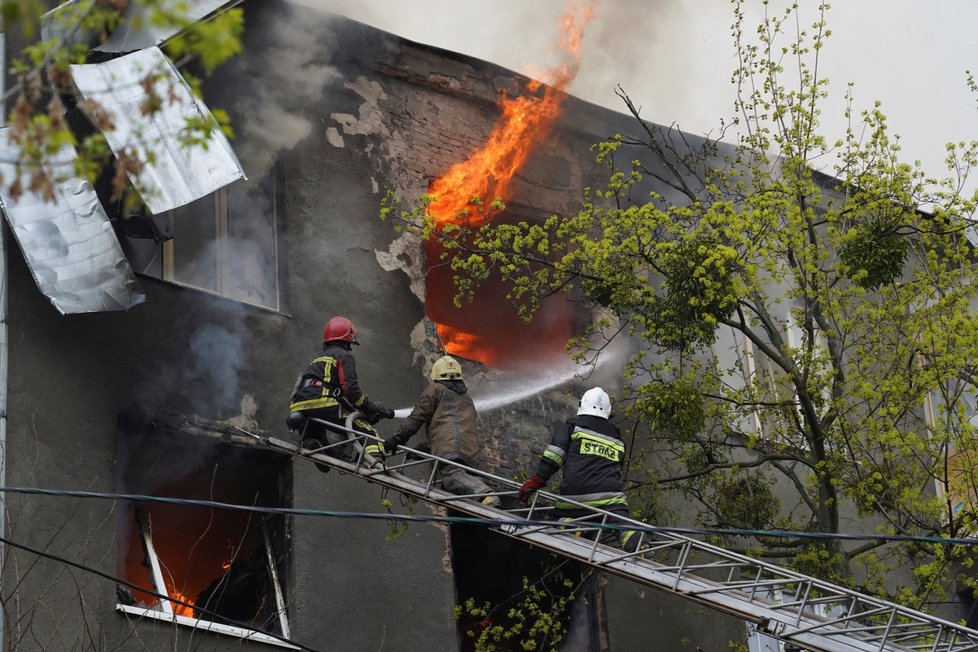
[289,341,380,417]
[534,414,629,511]
[391,380,479,464]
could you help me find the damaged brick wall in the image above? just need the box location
[318,18,637,484]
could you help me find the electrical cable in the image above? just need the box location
[2,485,976,548]
[0,532,321,652]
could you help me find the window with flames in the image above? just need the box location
[116,431,291,646]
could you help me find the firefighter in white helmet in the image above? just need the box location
[384,355,500,507]
[519,387,639,552]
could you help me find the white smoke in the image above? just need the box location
[289,0,978,195]
[187,324,246,412]
[221,4,341,180]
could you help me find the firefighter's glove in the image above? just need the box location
[518,475,545,503]
[371,401,396,420]
[363,411,382,425]
[286,411,306,432]
[384,431,411,456]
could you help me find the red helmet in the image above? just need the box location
[323,316,358,344]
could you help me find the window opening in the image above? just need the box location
[450,517,599,651]
[926,384,978,521]
[713,302,829,449]
[117,170,281,311]
[116,431,292,647]
[714,325,765,437]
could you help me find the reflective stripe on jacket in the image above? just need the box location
[536,414,627,499]
[289,342,371,414]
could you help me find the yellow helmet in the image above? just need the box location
[431,355,463,381]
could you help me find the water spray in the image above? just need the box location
[390,336,628,417]
[390,363,590,418]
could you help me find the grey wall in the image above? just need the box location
[1,0,747,650]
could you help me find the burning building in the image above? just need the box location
[0,1,748,650]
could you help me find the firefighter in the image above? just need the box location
[518,387,639,552]
[383,355,500,507]
[287,315,394,468]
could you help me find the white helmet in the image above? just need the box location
[430,355,463,381]
[577,387,611,419]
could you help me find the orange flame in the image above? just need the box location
[221,540,234,571]
[438,324,499,365]
[168,586,196,618]
[428,3,593,228]
[426,3,594,365]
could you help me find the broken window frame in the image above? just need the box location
[114,422,294,648]
[159,177,282,312]
[116,503,294,649]
[116,163,283,312]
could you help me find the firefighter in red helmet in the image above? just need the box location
[287,316,394,467]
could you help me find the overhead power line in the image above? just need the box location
[2,485,976,548]
[0,532,321,652]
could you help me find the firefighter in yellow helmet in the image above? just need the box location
[287,316,394,468]
[384,355,499,507]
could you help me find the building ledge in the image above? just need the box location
[116,604,299,649]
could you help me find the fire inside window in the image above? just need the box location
[119,174,281,312]
[115,431,292,647]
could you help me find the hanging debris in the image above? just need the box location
[70,46,245,215]
[0,130,145,314]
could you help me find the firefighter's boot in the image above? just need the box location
[301,439,332,474]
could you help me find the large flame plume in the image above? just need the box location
[426,2,595,366]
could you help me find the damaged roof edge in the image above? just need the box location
[0,130,146,314]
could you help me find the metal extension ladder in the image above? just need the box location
[261,414,978,652]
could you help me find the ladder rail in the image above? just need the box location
[269,413,978,652]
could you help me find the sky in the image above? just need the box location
[296,0,978,190]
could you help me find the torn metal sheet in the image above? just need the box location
[0,130,145,314]
[95,0,233,53]
[70,46,245,215]
[42,0,233,53]
[41,1,98,51]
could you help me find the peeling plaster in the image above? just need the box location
[329,77,390,138]
[424,503,455,574]
[323,74,436,362]
[330,113,358,133]
[374,229,425,301]
[410,320,443,373]
[325,126,344,147]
